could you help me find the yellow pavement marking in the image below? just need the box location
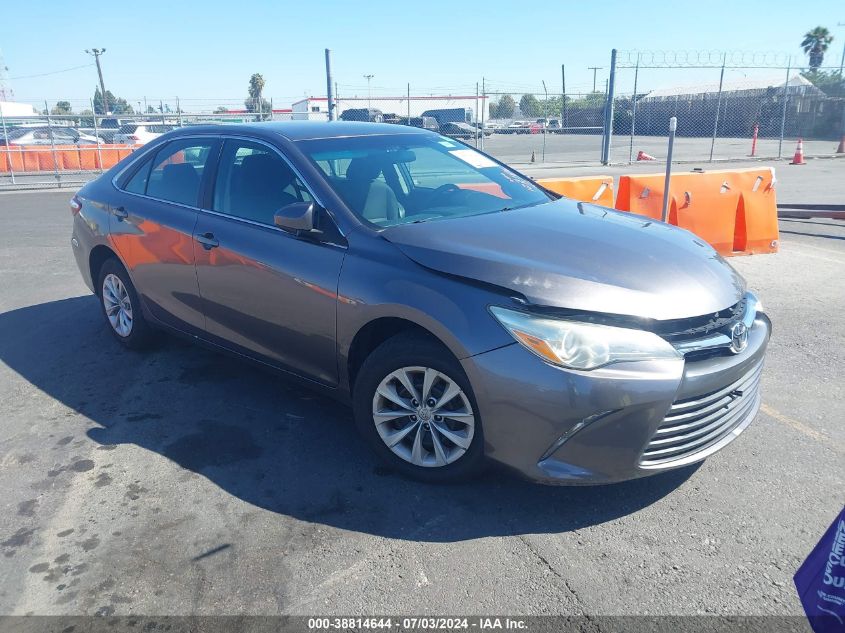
[760,402,843,454]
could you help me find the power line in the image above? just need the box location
[8,63,94,81]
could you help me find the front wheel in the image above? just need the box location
[352,333,485,483]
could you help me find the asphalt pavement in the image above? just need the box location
[0,189,843,618]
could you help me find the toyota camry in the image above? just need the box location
[70,122,770,484]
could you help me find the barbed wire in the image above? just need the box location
[615,50,802,68]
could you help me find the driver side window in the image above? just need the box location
[213,140,312,226]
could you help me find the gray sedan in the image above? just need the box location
[69,122,770,484]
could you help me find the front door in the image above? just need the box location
[193,139,345,386]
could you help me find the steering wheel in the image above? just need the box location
[433,183,461,196]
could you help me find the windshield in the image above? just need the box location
[296,133,551,227]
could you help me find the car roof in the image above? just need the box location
[166,121,431,142]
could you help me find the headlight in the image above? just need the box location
[489,306,682,370]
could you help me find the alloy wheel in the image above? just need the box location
[102,273,133,337]
[372,366,475,468]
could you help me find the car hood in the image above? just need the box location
[381,199,745,321]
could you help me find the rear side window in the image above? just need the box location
[124,156,153,194]
[118,125,137,134]
[145,139,215,206]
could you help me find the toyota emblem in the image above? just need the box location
[730,322,749,354]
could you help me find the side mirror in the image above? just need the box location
[274,202,321,235]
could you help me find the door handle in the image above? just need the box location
[195,232,219,250]
[113,206,128,220]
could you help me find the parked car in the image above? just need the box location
[438,121,480,139]
[421,108,472,127]
[70,121,770,485]
[547,118,563,133]
[80,117,136,143]
[0,126,102,146]
[406,116,439,132]
[503,120,530,134]
[339,108,384,123]
[112,123,175,146]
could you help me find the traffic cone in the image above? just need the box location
[836,134,845,154]
[789,138,806,165]
[637,150,656,161]
[530,150,536,163]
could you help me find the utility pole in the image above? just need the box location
[325,49,336,121]
[364,74,374,112]
[588,66,602,93]
[838,22,845,79]
[85,48,108,114]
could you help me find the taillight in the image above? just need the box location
[70,195,82,216]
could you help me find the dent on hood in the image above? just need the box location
[384,199,747,321]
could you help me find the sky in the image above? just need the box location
[2,0,844,112]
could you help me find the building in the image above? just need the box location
[291,95,489,122]
[0,101,39,117]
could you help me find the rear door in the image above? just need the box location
[110,137,219,335]
[193,138,346,385]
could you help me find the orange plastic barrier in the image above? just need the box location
[615,168,779,256]
[0,144,139,173]
[60,146,82,171]
[79,147,99,171]
[537,175,615,207]
[98,146,124,169]
[0,148,24,172]
[723,168,779,254]
[22,148,40,172]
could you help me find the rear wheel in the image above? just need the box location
[353,333,485,483]
[97,258,154,350]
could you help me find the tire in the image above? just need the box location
[352,332,485,483]
[97,258,155,350]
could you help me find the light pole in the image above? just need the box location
[85,48,108,114]
[588,66,602,93]
[364,74,374,112]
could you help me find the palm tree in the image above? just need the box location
[247,73,266,113]
[801,27,834,69]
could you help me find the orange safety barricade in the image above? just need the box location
[60,146,82,171]
[3,147,25,172]
[117,145,135,161]
[616,171,739,255]
[79,146,99,171]
[669,167,778,255]
[21,146,41,172]
[537,175,614,207]
[97,145,123,169]
[616,168,779,256]
[37,146,64,172]
[723,168,779,254]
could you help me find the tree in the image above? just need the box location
[802,69,845,97]
[245,73,271,115]
[801,27,834,69]
[519,94,540,118]
[497,94,516,118]
[51,101,73,115]
[93,87,134,115]
[214,106,230,114]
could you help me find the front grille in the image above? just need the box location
[640,360,763,467]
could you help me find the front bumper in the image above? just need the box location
[461,312,771,484]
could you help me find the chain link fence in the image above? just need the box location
[608,50,845,165]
